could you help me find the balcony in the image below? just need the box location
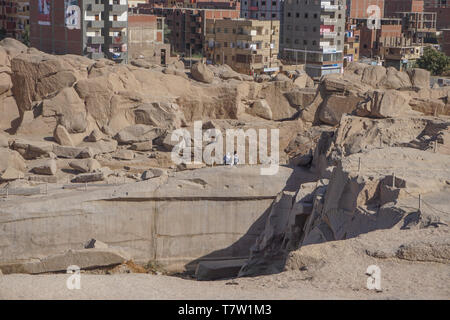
[87,36,104,45]
[321,3,340,11]
[321,18,337,24]
[108,21,127,29]
[109,4,128,13]
[87,20,104,28]
[87,4,104,12]
[320,31,337,38]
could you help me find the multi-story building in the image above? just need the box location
[240,0,284,19]
[344,22,360,63]
[0,0,30,40]
[128,14,172,64]
[441,28,450,56]
[281,0,346,77]
[424,0,450,29]
[30,0,128,63]
[380,44,423,70]
[205,18,280,74]
[134,4,240,55]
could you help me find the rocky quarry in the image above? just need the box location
[0,38,449,299]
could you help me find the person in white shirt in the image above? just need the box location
[224,153,232,166]
[233,151,239,166]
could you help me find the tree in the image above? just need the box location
[415,47,450,76]
[163,23,171,44]
[21,25,30,47]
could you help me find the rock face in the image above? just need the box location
[0,166,303,272]
[134,102,186,129]
[191,62,214,83]
[249,99,273,120]
[356,90,412,118]
[408,68,430,88]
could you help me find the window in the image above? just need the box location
[303,40,307,45]
[296,13,299,18]
[304,13,308,18]
[288,12,291,17]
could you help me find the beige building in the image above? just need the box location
[205,19,280,75]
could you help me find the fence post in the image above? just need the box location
[434,140,437,153]
[358,157,361,172]
[419,194,421,211]
[392,172,395,188]
[85,182,87,191]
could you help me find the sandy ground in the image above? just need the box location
[1,260,448,300]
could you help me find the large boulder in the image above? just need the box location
[53,125,75,146]
[378,67,412,89]
[318,94,364,125]
[134,102,186,129]
[408,68,430,88]
[114,125,165,145]
[356,90,412,118]
[191,62,214,83]
[42,87,87,133]
[0,96,20,131]
[0,70,12,95]
[0,248,129,274]
[361,65,386,86]
[0,149,26,174]
[10,138,54,160]
[69,159,101,173]
[30,159,57,176]
[11,53,78,113]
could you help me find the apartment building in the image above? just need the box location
[134,4,240,55]
[281,0,346,77]
[424,0,450,29]
[128,14,171,64]
[0,0,30,40]
[380,44,424,70]
[240,0,284,19]
[30,0,128,63]
[205,18,280,74]
[441,28,450,56]
[344,22,360,63]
